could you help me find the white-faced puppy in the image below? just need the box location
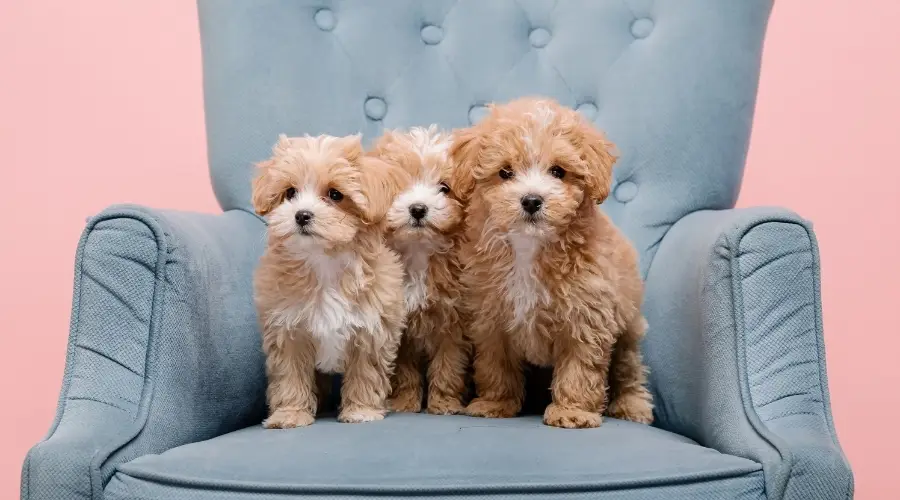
[252,134,408,427]
[449,97,654,429]
[368,126,470,415]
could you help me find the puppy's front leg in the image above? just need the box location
[426,328,469,415]
[606,317,654,424]
[465,318,524,418]
[543,326,614,429]
[339,328,396,423]
[261,326,317,429]
[388,335,424,413]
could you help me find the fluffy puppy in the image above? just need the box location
[450,97,654,429]
[252,134,408,427]
[368,126,470,415]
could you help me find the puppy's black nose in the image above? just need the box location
[409,203,428,220]
[295,210,313,227]
[521,195,543,214]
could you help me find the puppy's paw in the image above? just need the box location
[607,390,654,424]
[426,396,465,415]
[543,404,601,429]
[464,398,519,418]
[263,408,315,429]
[338,407,386,423]
[388,392,422,413]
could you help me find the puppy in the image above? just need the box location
[368,126,470,415]
[251,134,408,427]
[449,97,654,429]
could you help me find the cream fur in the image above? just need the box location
[450,97,654,428]
[368,126,471,415]
[505,232,549,328]
[251,134,408,427]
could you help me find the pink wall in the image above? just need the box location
[741,2,900,498]
[1,1,897,498]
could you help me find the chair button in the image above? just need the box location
[468,105,489,125]
[421,25,444,45]
[575,102,599,121]
[364,97,387,120]
[529,28,551,48]
[614,181,638,203]
[314,9,336,31]
[631,18,653,39]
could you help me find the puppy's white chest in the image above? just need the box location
[270,250,374,374]
[402,247,431,313]
[505,234,547,326]
[306,286,364,373]
[268,296,361,374]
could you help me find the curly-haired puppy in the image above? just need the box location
[449,97,654,429]
[252,134,408,427]
[368,126,470,415]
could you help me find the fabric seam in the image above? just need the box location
[110,467,765,496]
[798,224,854,500]
[734,219,853,499]
[85,209,170,500]
[729,217,839,500]
[796,224,842,449]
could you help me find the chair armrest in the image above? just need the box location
[22,205,268,500]
[643,207,853,500]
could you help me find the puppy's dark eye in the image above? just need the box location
[499,168,514,180]
[328,188,344,202]
[549,166,566,179]
[438,182,451,194]
[285,187,297,200]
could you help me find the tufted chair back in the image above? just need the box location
[197,0,773,276]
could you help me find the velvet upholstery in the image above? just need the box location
[22,1,851,499]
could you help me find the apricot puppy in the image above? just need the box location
[450,97,654,429]
[252,134,407,427]
[369,126,470,415]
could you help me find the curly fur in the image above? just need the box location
[368,126,471,415]
[449,97,654,428]
[251,134,408,427]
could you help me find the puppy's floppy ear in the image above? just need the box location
[356,156,411,224]
[334,133,363,163]
[366,129,413,170]
[448,127,482,203]
[578,124,618,203]
[251,135,292,216]
[251,160,286,216]
[368,129,398,154]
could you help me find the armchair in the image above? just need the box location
[22,1,852,499]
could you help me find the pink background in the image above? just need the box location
[1,1,898,498]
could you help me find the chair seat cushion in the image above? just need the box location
[105,414,765,499]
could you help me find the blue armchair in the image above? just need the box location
[22,1,852,499]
